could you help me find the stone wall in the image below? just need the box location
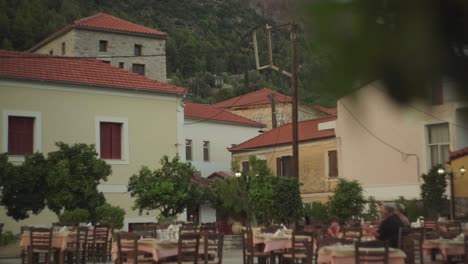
[35,30,76,56]
[74,29,167,82]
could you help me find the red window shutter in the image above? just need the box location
[276,157,282,176]
[100,122,122,160]
[8,116,34,155]
[111,123,122,159]
[100,123,112,159]
[328,150,338,177]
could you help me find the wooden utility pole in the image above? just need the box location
[252,22,299,178]
[269,93,278,128]
[290,23,299,178]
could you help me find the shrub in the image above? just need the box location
[397,197,425,222]
[0,231,16,246]
[327,179,366,222]
[304,202,328,223]
[59,208,90,226]
[421,165,448,218]
[362,196,381,222]
[95,203,126,230]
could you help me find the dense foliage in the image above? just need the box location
[0,153,48,220]
[303,202,329,223]
[95,203,126,229]
[58,208,90,226]
[0,142,111,221]
[362,196,381,222]
[46,142,111,219]
[421,166,448,218]
[396,196,425,222]
[0,0,336,106]
[127,155,203,220]
[209,156,303,225]
[327,179,366,222]
[300,0,468,103]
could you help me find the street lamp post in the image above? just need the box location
[438,166,465,220]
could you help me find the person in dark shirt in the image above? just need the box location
[363,203,403,248]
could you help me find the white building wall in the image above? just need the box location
[184,119,261,177]
[336,82,467,200]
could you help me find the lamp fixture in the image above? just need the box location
[461,166,466,176]
[437,167,446,175]
[235,172,241,178]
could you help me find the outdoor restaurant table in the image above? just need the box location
[20,230,75,264]
[111,238,179,262]
[317,245,406,264]
[422,238,465,259]
[254,233,293,252]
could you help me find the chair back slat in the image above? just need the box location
[30,227,53,249]
[116,231,139,264]
[178,232,200,264]
[202,232,223,264]
[355,240,389,264]
[290,231,314,260]
[342,226,363,241]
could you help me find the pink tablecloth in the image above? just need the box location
[317,245,406,264]
[111,240,179,262]
[423,239,465,259]
[20,232,74,251]
[254,235,292,252]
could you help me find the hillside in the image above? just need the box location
[0,0,335,106]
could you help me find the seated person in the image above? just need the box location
[363,203,403,248]
[394,203,410,226]
[326,217,341,238]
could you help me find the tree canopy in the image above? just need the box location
[127,155,203,220]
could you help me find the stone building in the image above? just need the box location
[229,116,339,203]
[212,88,335,131]
[29,13,167,82]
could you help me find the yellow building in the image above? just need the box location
[449,147,468,218]
[229,116,339,203]
[0,50,186,232]
[212,88,334,131]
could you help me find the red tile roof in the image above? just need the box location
[185,103,264,127]
[212,88,292,108]
[29,13,166,52]
[229,116,337,152]
[449,147,468,161]
[208,171,233,180]
[313,105,337,115]
[0,50,186,94]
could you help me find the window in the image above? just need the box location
[96,117,128,164]
[328,150,338,178]
[99,40,108,52]
[100,122,122,160]
[276,156,291,176]
[203,141,210,161]
[186,139,193,161]
[132,64,145,76]
[49,50,53,55]
[119,62,124,68]
[242,161,250,174]
[427,123,450,167]
[8,116,34,155]
[134,44,142,56]
[61,42,66,55]
[2,111,42,160]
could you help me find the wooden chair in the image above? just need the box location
[464,234,467,264]
[180,224,198,234]
[302,240,314,264]
[282,231,315,264]
[65,226,88,264]
[116,231,153,264]
[163,232,201,264]
[354,240,389,264]
[91,224,110,263]
[28,227,53,264]
[241,229,270,264]
[200,223,217,234]
[342,226,363,242]
[21,226,31,264]
[201,232,223,264]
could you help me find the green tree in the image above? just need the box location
[207,177,249,220]
[304,202,329,223]
[58,208,90,226]
[127,155,202,220]
[327,179,366,222]
[46,142,111,219]
[95,203,126,229]
[363,196,381,222]
[0,153,48,220]
[421,165,448,218]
